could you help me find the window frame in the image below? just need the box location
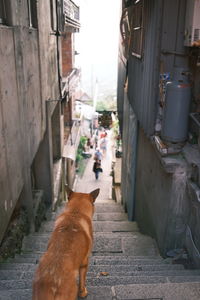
[27,0,38,28]
[0,0,7,25]
[50,0,57,31]
[130,0,144,59]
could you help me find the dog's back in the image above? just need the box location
[32,188,99,300]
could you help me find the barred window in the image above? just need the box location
[130,0,144,58]
[27,0,38,28]
[0,0,7,24]
[50,0,56,31]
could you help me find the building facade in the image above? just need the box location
[0,0,81,254]
[118,0,200,267]
[61,0,82,189]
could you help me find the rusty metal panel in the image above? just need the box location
[127,0,162,136]
[121,94,138,221]
[161,0,188,72]
[117,52,126,133]
[127,0,187,136]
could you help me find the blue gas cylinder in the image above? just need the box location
[161,67,191,143]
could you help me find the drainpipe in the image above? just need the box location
[55,0,62,99]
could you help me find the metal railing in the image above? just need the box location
[63,0,80,28]
[69,119,81,146]
[62,68,81,96]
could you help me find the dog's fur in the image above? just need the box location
[32,187,99,300]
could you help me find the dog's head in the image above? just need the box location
[65,186,100,218]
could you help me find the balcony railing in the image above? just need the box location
[62,68,81,96]
[63,0,80,29]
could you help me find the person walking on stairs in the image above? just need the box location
[92,159,103,180]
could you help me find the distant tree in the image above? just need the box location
[96,100,108,111]
[96,94,117,111]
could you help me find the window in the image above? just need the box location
[120,7,131,59]
[0,0,6,24]
[130,0,144,58]
[27,0,38,28]
[50,0,56,31]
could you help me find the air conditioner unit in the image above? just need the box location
[184,0,200,46]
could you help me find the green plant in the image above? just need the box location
[75,136,88,175]
[79,136,87,149]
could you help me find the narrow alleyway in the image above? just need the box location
[0,134,200,299]
[75,131,113,202]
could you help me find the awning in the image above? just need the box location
[62,143,76,161]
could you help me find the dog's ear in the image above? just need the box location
[65,185,73,199]
[90,188,100,202]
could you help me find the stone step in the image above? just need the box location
[7,255,163,264]
[0,289,32,300]
[93,212,128,221]
[22,231,157,246]
[10,252,163,263]
[88,264,185,273]
[19,249,161,258]
[1,282,200,300]
[38,220,138,233]
[7,252,164,265]
[95,200,116,204]
[86,275,200,286]
[22,235,158,255]
[0,286,111,300]
[0,263,37,271]
[1,269,200,281]
[0,270,34,280]
[0,262,184,273]
[22,230,153,242]
[88,269,200,278]
[46,200,124,219]
[92,251,158,256]
[1,275,200,291]
[93,237,158,256]
[93,203,125,213]
[93,221,138,232]
[95,231,145,237]
[0,197,199,300]
[22,230,144,241]
[113,282,200,300]
[49,211,129,222]
[5,257,39,264]
[90,257,170,265]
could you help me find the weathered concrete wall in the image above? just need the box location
[37,0,60,130]
[14,27,42,162]
[135,128,189,256]
[0,0,61,243]
[0,27,24,242]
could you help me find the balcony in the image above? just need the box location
[63,119,82,160]
[63,0,80,30]
[62,68,81,96]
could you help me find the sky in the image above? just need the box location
[75,0,121,101]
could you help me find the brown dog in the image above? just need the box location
[32,187,100,300]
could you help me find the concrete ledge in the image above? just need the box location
[114,282,200,300]
[113,158,121,185]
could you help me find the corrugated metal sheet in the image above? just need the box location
[117,43,127,134]
[161,0,188,72]
[128,0,163,136]
[121,93,138,221]
[127,0,187,136]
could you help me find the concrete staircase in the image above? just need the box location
[0,200,200,300]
